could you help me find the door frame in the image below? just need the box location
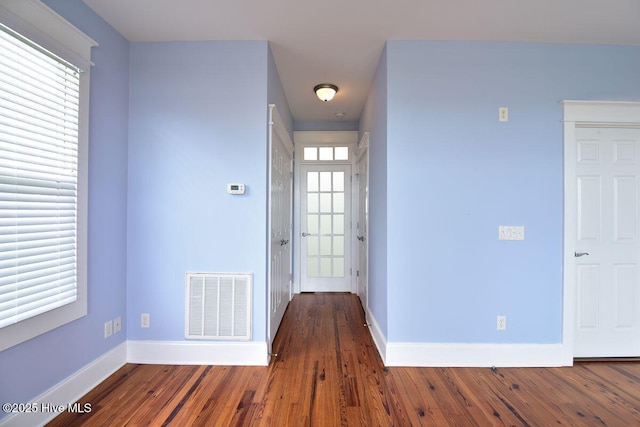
[562,101,640,365]
[267,104,294,355]
[299,163,353,292]
[293,131,359,294]
[355,132,370,312]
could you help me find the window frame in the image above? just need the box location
[0,0,96,351]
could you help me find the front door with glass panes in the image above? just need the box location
[300,163,352,292]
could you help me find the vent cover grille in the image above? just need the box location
[185,273,251,340]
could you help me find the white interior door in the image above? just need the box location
[267,106,293,352]
[574,126,640,357]
[300,164,352,292]
[356,144,369,309]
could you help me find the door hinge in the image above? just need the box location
[357,270,360,277]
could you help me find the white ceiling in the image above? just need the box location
[81,0,640,123]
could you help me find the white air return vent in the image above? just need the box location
[185,273,251,340]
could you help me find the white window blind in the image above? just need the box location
[0,23,80,329]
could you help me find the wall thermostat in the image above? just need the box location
[227,183,245,195]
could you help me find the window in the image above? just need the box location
[303,146,350,161]
[0,1,95,351]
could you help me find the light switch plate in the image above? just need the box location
[499,226,525,241]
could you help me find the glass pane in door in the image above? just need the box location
[306,170,346,278]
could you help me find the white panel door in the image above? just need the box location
[574,127,640,357]
[356,148,369,309]
[268,106,293,353]
[300,164,352,292]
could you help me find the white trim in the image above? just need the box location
[293,130,358,145]
[0,339,270,425]
[562,100,640,366]
[355,132,370,313]
[356,132,370,160]
[0,343,126,427]
[366,307,386,363]
[292,131,359,294]
[562,119,577,366]
[126,340,269,366]
[267,104,294,355]
[385,343,563,367]
[269,105,294,155]
[0,0,97,70]
[562,101,640,125]
[364,306,562,368]
[0,0,93,352]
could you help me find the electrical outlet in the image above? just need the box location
[497,315,507,331]
[499,107,509,122]
[104,320,113,338]
[141,313,150,328]
[113,316,122,333]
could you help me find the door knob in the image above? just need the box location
[301,232,309,237]
[574,252,589,257]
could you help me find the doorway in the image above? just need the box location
[563,101,640,363]
[300,163,352,292]
[293,131,359,294]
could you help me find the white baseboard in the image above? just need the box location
[362,311,562,368]
[366,308,387,363]
[385,342,564,367]
[127,340,269,366]
[0,339,268,426]
[0,342,126,427]
[0,336,565,427]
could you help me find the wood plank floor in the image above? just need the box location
[49,293,640,426]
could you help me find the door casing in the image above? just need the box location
[356,133,370,312]
[293,131,359,294]
[267,105,294,355]
[562,101,640,365]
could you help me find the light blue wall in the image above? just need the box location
[127,41,271,342]
[385,41,640,343]
[0,0,129,413]
[359,46,388,335]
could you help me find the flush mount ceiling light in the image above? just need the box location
[314,84,338,102]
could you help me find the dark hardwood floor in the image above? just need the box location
[49,293,640,426]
